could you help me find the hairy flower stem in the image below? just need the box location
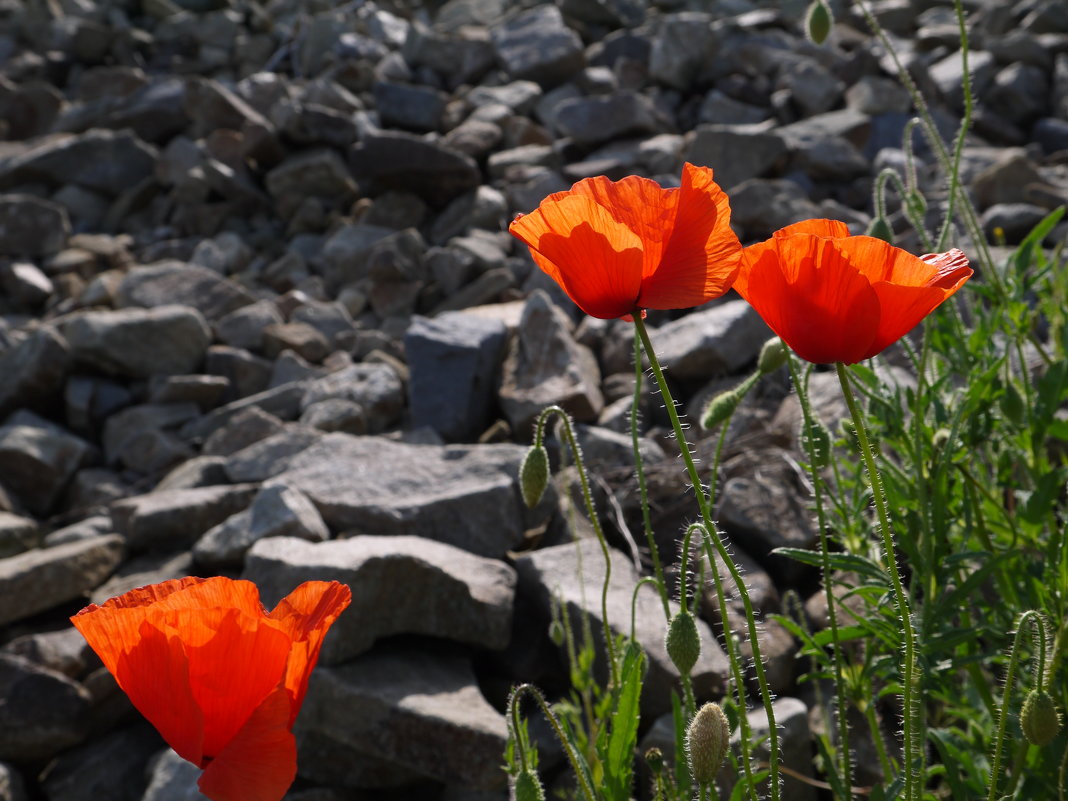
[510,684,597,801]
[787,355,854,798]
[835,362,921,801]
[633,330,670,618]
[987,611,1048,801]
[634,316,780,801]
[534,406,618,687]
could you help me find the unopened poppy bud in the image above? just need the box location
[701,389,741,430]
[519,444,550,508]
[757,337,787,374]
[548,619,565,646]
[999,380,1025,426]
[686,702,730,785]
[866,215,895,244]
[513,769,545,801]
[645,747,664,776]
[1020,689,1062,746]
[666,610,701,675]
[801,417,832,469]
[805,0,833,44]
[932,427,951,450]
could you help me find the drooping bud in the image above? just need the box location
[805,0,833,44]
[645,747,664,777]
[757,337,787,374]
[1020,689,1062,747]
[513,769,545,801]
[800,417,832,469]
[548,618,565,647]
[701,389,741,431]
[519,444,550,508]
[866,215,895,244]
[686,702,730,785]
[666,610,701,676]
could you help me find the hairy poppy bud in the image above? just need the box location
[1020,689,1062,747]
[805,0,833,44]
[519,444,550,508]
[757,337,787,374]
[645,747,664,776]
[513,769,545,801]
[686,702,730,785]
[701,389,741,430]
[801,417,832,469]
[666,610,701,675]
[866,215,895,244]
[548,619,565,647]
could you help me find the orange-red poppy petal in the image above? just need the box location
[197,687,296,801]
[268,581,352,720]
[510,193,646,318]
[739,236,881,364]
[772,218,851,240]
[641,163,739,309]
[920,248,972,288]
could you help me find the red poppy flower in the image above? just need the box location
[71,576,351,801]
[508,162,742,319]
[733,219,972,364]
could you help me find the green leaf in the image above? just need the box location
[1020,469,1066,525]
[602,643,644,801]
[771,547,890,585]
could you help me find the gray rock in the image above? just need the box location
[778,126,870,181]
[301,364,404,434]
[2,625,94,678]
[111,484,258,552]
[0,411,91,515]
[405,312,508,442]
[721,697,815,801]
[147,374,230,410]
[295,729,428,791]
[403,23,497,88]
[0,761,28,801]
[777,58,844,116]
[981,203,1050,244]
[0,534,123,627]
[265,149,358,216]
[193,485,328,568]
[491,5,584,87]
[299,399,366,434]
[183,76,270,138]
[0,325,70,420]
[223,424,323,483]
[373,81,449,132]
[42,515,113,548]
[929,49,996,110]
[101,77,189,144]
[971,148,1045,209]
[115,261,256,322]
[697,90,771,126]
[0,261,53,308]
[269,350,327,389]
[204,345,272,401]
[499,291,603,435]
[516,538,729,718]
[649,12,715,90]
[0,511,38,558]
[140,749,203,801]
[845,75,911,115]
[350,131,481,208]
[685,124,787,191]
[201,405,285,457]
[728,178,824,240]
[41,722,160,801]
[0,195,70,257]
[553,91,663,145]
[291,301,357,351]
[0,129,157,196]
[649,300,769,380]
[300,645,509,790]
[59,305,212,378]
[89,550,194,607]
[102,403,199,475]
[264,432,530,558]
[262,322,331,363]
[0,654,91,762]
[154,455,229,491]
[181,381,306,442]
[245,534,515,662]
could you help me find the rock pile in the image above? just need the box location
[0,0,1066,798]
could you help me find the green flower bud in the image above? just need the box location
[805,0,833,44]
[645,747,664,776]
[866,215,895,244]
[548,619,565,647]
[519,444,550,508]
[701,389,741,431]
[998,380,1025,427]
[801,417,832,469]
[932,427,951,450]
[514,769,545,801]
[757,337,787,374]
[666,610,701,676]
[686,702,730,785]
[1020,689,1062,747]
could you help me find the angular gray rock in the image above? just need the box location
[300,645,509,790]
[264,433,532,558]
[405,312,508,442]
[245,535,515,662]
[0,655,91,762]
[301,364,404,434]
[193,486,329,568]
[111,484,258,551]
[115,261,256,321]
[0,194,70,256]
[499,290,603,435]
[59,305,212,378]
[41,722,160,801]
[649,300,770,380]
[350,131,481,208]
[515,537,729,718]
[491,5,584,87]
[0,534,124,627]
[0,325,70,420]
[0,129,157,195]
[721,697,815,801]
[0,511,38,558]
[140,749,203,801]
[102,403,199,475]
[222,424,323,483]
[0,411,92,515]
[685,124,787,191]
[553,91,663,146]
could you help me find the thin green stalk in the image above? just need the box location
[510,684,598,801]
[835,361,921,801]
[535,407,619,688]
[787,353,854,798]
[633,329,671,618]
[634,316,780,801]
